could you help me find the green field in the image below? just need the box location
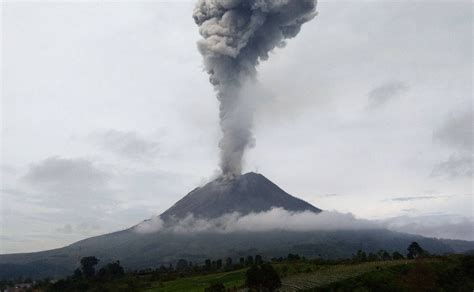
[143,260,418,291]
[278,260,413,291]
[23,255,473,291]
[145,269,246,292]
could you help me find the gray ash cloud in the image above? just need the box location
[193,0,317,178]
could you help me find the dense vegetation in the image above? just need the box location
[2,242,473,291]
[311,255,474,291]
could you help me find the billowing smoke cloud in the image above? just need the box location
[134,208,378,234]
[193,0,317,178]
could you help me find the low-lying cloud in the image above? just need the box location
[134,208,378,234]
[134,208,474,241]
[383,214,474,241]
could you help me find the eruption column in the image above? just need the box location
[193,0,317,178]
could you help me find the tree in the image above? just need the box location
[216,259,223,269]
[159,264,167,272]
[392,251,405,260]
[354,250,367,262]
[380,250,391,261]
[225,257,233,268]
[205,283,225,292]
[246,256,254,266]
[407,242,424,259]
[176,259,188,271]
[97,261,125,279]
[287,254,300,261]
[72,268,82,278]
[246,263,281,291]
[80,256,99,277]
[368,253,378,261]
[205,259,212,270]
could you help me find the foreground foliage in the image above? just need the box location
[4,242,472,292]
[309,255,474,291]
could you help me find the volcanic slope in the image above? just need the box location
[160,172,321,220]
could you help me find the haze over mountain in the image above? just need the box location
[1,173,473,280]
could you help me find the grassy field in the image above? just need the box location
[144,269,246,292]
[278,260,414,291]
[143,260,420,291]
[29,255,472,291]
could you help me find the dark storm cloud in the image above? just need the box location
[91,130,159,161]
[367,81,409,109]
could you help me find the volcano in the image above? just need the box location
[161,172,321,220]
[1,173,472,280]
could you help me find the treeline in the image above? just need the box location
[33,253,281,291]
[9,241,434,291]
[351,241,428,263]
[136,253,302,276]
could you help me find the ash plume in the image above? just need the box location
[193,0,317,178]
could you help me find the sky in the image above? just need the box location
[1,0,472,254]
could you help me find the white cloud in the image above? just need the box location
[431,153,472,179]
[134,208,378,234]
[367,81,409,109]
[433,110,473,152]
[382,214,474,241]
[135,208,474,241]
[23,156,109,189]
[89,130,159,162]
[432,110,473,179]
[134,216,164,233]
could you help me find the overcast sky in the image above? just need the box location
[1,0,472,254]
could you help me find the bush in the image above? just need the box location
[246,263,281,291]
[205,282,225,292]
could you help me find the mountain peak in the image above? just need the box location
[160,172,321,220]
